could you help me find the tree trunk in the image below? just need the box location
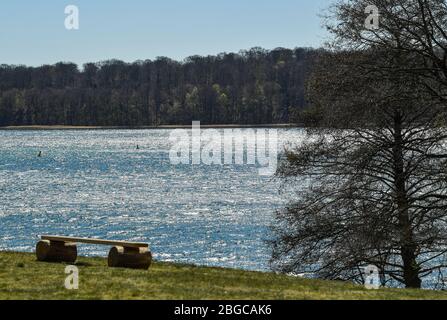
[393,112,422,289]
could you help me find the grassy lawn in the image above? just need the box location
[0,251,446,300]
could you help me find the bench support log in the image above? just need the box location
[108,246,152,270]
[36,240,77,263]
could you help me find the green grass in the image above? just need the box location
[0,251,446,300]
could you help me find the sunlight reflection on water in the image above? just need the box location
[0,128,304,271]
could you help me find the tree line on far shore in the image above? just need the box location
[0,47,315,127]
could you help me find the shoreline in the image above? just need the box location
[0,124,300,131]
[1,251,443,299]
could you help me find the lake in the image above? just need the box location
[0,128,304,271]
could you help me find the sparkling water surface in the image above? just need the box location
[0,129,304,271]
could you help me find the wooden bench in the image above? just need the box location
[36,235,152,270]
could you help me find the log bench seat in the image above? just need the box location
[36,235,152,270]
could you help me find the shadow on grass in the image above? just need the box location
[32,260,94,267]
[74,261,94,267]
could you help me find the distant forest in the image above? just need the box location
[0,47,316,126]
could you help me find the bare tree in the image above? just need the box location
[271,42,447,288]
[327,0,447,102]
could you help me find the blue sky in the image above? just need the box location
[0,0,331,66]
